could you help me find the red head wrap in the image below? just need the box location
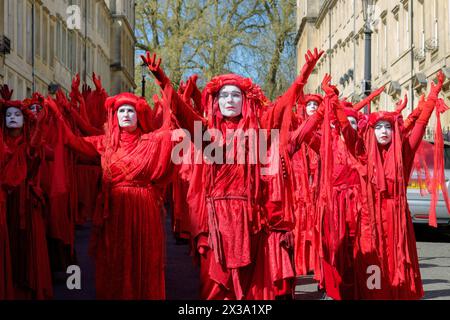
[304,94,323,105]
[201,74,269,129]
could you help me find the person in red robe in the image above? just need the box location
[353,71,446,299]
[288,73,384,298]
[291,93,323,279]
[0,85,53,299]
[0,103,14,300]
[142,52,297,300]
[45,91,174,300]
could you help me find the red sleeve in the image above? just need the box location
[163,83,205,138]
[69,108,104,136]
[407,121,427,155]
[289,113,322,154]
[62,119,100,158]
[403,106,423,134]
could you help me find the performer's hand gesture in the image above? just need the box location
[45,96,63,118]
[429,70,445,100]
[0,85,13,100]
[321,73,338,97]
[92,73,103,91]
[141,52,169,87]
[305,48,324,71]
[71,74,81,93]
[297,48,324,85]
[395,94,408,113]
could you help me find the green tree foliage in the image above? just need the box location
[135,0,297,100]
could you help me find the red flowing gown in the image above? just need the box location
[2,134,53,299]
[65,128,173,299]
[354,121,426,300]
[0,137,14,299]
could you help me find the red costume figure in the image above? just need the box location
[46,91,174,299]
[0,111,14,299]
[354,72,446,299]
[268,49,325,280]
[314,76,367,300]
[0,85,53,299]
[171,75,202,242]
[68,76,104,226]
[289,74,384,298]
[23,92,77,271]
[142,51,297,300]
[291,93,323,278]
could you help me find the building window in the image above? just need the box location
[17,78,24,100]
[7,0,14,51]
[62,26,67,67]
[17,0,24,57]
[50,22,55,68]
[43,12,48,65]
[433,0,438,40]
[404,4,409,51]
[26,2,32,64]
[35,5,41,57]
[394,13,400,57]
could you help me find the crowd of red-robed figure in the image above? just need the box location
[1,48,449,300]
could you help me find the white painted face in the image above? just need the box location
[29,104,42,115]
[306,101,318,116]
[218,85,243,118]
[117,104,138,132]
[347,116,358,131]
[5,107,24,129]
[374,120,393,145]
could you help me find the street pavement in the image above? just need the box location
[53,220,450,300]
[295,225,450,300]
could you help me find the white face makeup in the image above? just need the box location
[117,104,138,132]
[347,116,358,131]
[306,101,318,116]
[218,85,243,118]
[5,107,24,129]
[374,120,393,145]
[29,104,42,115]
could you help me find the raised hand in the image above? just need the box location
[82,84,92,101]
[141,52,161,73]
[188,74,199,85]
[321,73,338,96]
[56,90,71,113]
[71,74,81,92]
[0,85,13,100]
[395,94,408,113]
[178,80,186,95]
[305,48,325,67]
[429,70,446,100]
[141,52,170,87]
[296,48,325,86]
[92,73,103,91]
[45,96,62,117]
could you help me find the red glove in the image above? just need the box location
[141,52,170,87]
[82,84,92,101]
[395,94,408,113]
[0,85,13,100]
[428,70,445,101]
[92,73,103,92]
[71,74,81,93]
[321,73,339,97]
[45,96,64,119]
[297,48,324,85]
[417,96,436,125]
